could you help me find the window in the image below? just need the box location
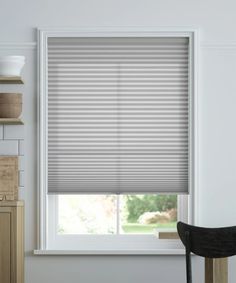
[57,194,178,235]
[38,29,197,254]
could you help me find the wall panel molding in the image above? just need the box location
[201,42,236,49]
[0,42,37,50]
[1,41,236,50]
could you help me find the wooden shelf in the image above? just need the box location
[0,77,24,84]
[0,118,23,125]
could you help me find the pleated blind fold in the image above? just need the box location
[47,37,189,194]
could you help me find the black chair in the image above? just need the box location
[177,221,236,283]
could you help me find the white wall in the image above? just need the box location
[1,0,236,282]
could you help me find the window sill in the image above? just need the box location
[34,249,185,255]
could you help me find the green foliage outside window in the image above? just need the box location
[125,195,177,222]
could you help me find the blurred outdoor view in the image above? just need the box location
[58,195,177,235]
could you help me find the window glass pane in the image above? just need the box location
[120,195,177,234]
[57,194,178,235]
[58,195,117,234]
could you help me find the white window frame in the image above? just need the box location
[36,28,199,255]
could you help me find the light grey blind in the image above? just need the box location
[47,37,189,194]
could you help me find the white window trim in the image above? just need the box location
[36,27,199,255]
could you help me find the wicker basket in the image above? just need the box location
[0,93,22,118]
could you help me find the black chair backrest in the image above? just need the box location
[177,221,236,258]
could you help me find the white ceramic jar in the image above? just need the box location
[0,56,25,76]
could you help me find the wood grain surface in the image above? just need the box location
[0,157,18,201]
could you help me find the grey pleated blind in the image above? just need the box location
[47,37,189,194]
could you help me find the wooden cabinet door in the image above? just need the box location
[0,202,24,283]
[0,212,11,283]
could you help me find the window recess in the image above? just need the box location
[38,30,197,253]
